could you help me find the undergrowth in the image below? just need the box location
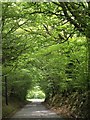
[2,97,27,118]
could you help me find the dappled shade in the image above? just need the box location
[2,2,89,119]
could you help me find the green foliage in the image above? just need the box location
[2,68,32,101]
[39,37,87,98]
[2,2,89,105]
[26,86,45,99]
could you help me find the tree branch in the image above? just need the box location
[59,3,84,33]
[65,3,87,29]
[43,24,51,36]
[3,19,29,38]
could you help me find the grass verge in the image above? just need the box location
[2,97,27,118]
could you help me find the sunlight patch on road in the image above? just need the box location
[27,99,45,103]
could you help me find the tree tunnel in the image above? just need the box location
[2,2,89,118]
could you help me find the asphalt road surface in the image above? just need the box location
[11,99,64,120]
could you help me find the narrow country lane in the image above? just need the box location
[11,99,64,120]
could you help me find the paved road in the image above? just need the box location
[11,99,64,119]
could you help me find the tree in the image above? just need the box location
[2,2,88,103]
[52,2,90,89]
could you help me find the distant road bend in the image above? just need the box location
[11,99,64,120]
